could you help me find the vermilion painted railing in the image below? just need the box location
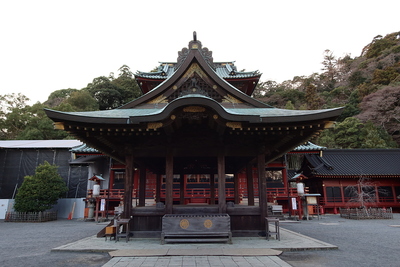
[88,187,300,200]
[159,188,237,198]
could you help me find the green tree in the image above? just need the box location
[112,65,142,100]
[85,65,141,110]
[65,90,99,111]
[0,93,31,139]
[314,128,336,148]
[362,33,400,59]
[14,161,68,212]
[84,76,121,110]
[0,93,69,140]
[315,118,396,148]
[44,88,79,108]
[334,117,364,148]
[348,71,367,88]
[361,121,388,148]
[320,49,338,91]
[16,103,69,140]
[284,100,295,110]
[305,83,321,110]
[371,66,399,85]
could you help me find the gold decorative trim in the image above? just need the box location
[204,219,213,229]
[183,63,207,81]
[213,115,218,120]
[324,121,335,129]
[183,106,206,113]
[173,85,178,90]
[54,122,65,130]
[180,219,189,229]
[147,122,163,130]
[222,94,242,103]
[170,115,176,120]
[148,95,167,104]
[226,122,242,129]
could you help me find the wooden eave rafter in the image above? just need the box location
[225,76,261,96]
[135,77,165,94]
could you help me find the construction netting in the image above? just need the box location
[0,148,88,199]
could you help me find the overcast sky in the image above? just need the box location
[1,0,399,104]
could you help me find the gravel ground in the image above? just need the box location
[1,214,399,267]
[279,213,400,267]
[0,219,110,267]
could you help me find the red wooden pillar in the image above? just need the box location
[109,170,115,190]
[138,168,146,206]
[258,153,267,226]
[218,152,226,213]
[123,154,134,219]
[246,163,255,206]
[165,150,174,214]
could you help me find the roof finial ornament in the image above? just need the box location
[193,31,197,42]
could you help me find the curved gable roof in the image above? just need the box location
[120,39,269,109]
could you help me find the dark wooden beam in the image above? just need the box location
[180,173,185,205]
[210,173,216,205]
[218,151,226,213]
[165,149,174,214]
[258,153,267,227]
[246,163,255,206]
[234,172,240,204]
[155,173,161,203]
[139,168,146,206]
[123,154,134,219]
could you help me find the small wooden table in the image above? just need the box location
[115,218,130,242]
[265,217,280,241]
[105,226,116,241]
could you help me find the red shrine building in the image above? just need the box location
[45,33,342,235]
[298,149,400,213]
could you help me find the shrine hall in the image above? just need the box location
[45,33,342,236]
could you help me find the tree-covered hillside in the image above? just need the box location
[253,31,400,148]
[1,32,399,149]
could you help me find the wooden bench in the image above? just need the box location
[161,214,232,244]
[270,205,283,215]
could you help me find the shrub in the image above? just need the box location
[14,161,68,212]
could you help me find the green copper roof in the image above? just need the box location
[46,94,342,124]
[292,142,327,151]
[136,62,260,80]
